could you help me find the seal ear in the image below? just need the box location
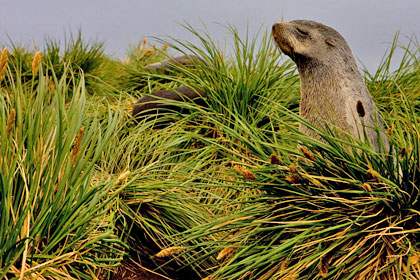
[325,39,335,47]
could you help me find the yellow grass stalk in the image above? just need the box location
[282,274,299,280]
[216,243,239,261]
[19,211,31,280]
[201,276,215,280]
[116,170,131,184]
[71,128,84,166]
[361,183,372,192]
[257,261,284,280]
[155,246,187,258]
[6,108,16,137]
[32,51,42,76]
[281,259,290,271]
[0,47,8,81]
[367,169,381,182]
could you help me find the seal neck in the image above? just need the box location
[297,56,364,94]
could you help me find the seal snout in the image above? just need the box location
[271,22,285,43]
[272,22,294,56]
[272,23,278,33]
[272,22,284,37]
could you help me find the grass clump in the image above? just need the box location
[1,23,420,280]
[120,25,420,280]
[0,61,125,279]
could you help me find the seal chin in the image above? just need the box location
[272,23,294,56]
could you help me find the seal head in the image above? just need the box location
[272,20,356,73]
[272,20,388,152]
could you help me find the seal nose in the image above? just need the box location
[272,22,284,35]
[272,23,278,33]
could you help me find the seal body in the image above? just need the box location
[272,20,388,151]
[144,55,199,72]
[132,86,206,119]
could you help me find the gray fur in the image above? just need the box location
[144,55,199,72]
[132,86,206,118]
[272,20,389,152]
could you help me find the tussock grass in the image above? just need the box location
[1,24,420,280]
[120,25,420,280]
[0,62,125,279]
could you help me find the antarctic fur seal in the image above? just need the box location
[132,55,206,122]
[272,20,388,152]
[144,55,199,72]
[132,86,206,119]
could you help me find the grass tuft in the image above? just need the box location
[2,23,420,280]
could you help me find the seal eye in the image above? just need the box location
[296,27,309,36]
[325,39,335,47]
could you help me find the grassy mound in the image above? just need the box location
[1,24,420,280]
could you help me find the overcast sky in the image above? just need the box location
[1,0,419,72]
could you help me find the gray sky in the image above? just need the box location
[1,0,419,72]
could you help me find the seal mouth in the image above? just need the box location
[272,23,294,56]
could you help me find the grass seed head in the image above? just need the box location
[0,47,7,66]
[234,165,256,180]
[318,256,330,278]
[242,169,256,180]
[116,170,131,184]
[6,108,16,137]
[288,164,298,174]
[71,128,84,166]
[367,169,380,182]
[142,49,154,57]
[285,174,300,184]
[270,154,281,165]
[410,254,419,265]
[32,51,42,76]
[217,243,239,261]
[155,246,186,258]
[0,47,8,81]
[299,146,315,161]
[280,259,290,271]
[161,44,168,51]
[356,100,366,117]
[361,183,372,192]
